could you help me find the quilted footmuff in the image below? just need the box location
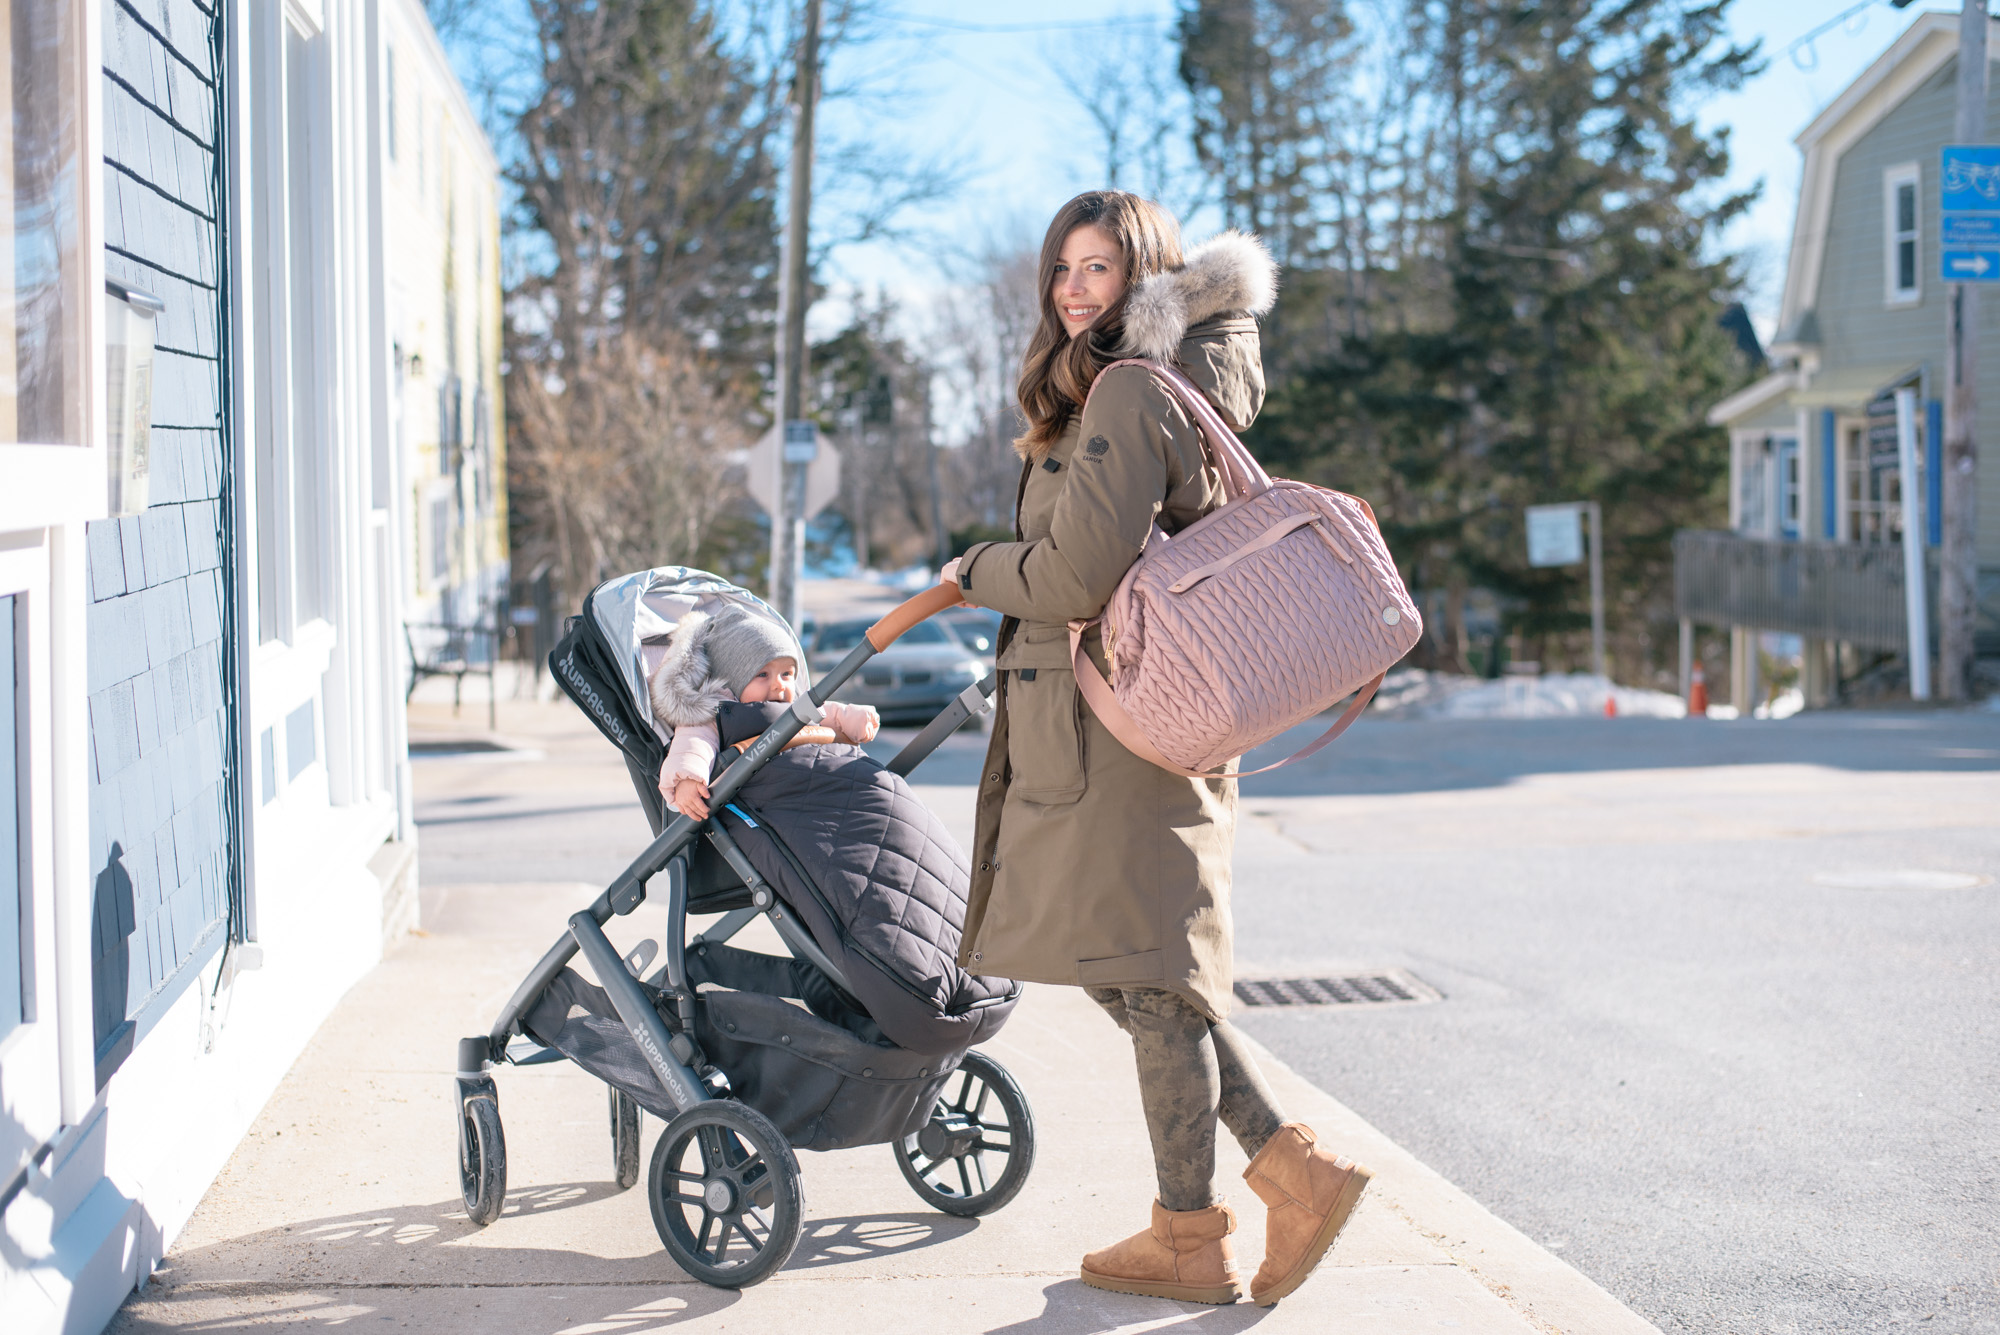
[713,742,1019,1057]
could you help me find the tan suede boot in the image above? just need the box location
[1242,1123,1372,1306]
[1078,1200,1243,1304]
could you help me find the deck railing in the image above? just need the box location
[1672,530,1939,650]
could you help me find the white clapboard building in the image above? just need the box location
[0,1,501,1330]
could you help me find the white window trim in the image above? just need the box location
[1885,161,1922,307]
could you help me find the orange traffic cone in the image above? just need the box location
[1688,663,1708,717]
[1604,692,1617,718]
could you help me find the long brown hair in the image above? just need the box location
[1014,191,1184,460]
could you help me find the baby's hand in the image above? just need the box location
[672,776,712,820]
[848,705,880,744]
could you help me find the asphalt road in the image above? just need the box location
[413,698,2000,1334]
[1227,709,2000,1335]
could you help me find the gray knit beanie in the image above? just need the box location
[703,603,803,698]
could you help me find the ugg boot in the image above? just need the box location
[1242,1123,1372,1306]
[1079,1200,1243,1304]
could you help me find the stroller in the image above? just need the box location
[452,567,1034,1288]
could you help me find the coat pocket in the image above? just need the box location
[1006,668,1087,804]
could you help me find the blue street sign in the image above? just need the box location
[1940,148,2000,282]
[1943,214,2000,246]
[1941,145,2000,211]
[1941,249,2000,281]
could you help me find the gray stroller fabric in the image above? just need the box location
[524,959,959,1151]
[717,743,1018,1057]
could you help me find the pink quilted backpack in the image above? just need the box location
[1068,359,1423,776]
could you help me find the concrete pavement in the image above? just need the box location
[110,691,1657,1334]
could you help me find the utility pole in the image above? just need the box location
[770,0,820,630]
[1942,0,1987,700]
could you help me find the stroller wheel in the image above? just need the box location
[458,1083,508,1226]
[894,1049,1035,1217]
[610,1088,642,1190]
[649,1101,804,1288]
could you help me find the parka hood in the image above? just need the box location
[1116,230,1277,432]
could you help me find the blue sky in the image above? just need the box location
[451,2,1957,340]
[813,1,1948,339]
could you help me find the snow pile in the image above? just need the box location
[1369,668,1686,720]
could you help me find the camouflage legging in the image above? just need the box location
[1087,986,1288,1211]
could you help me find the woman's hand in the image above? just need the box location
[672,776,711,821]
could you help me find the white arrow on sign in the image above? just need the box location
[1949,253,1993,276]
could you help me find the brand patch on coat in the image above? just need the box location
[1084,434,1110,459]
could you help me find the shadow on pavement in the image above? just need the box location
[984,1279,1273,1333]
[787,1211,979,1269]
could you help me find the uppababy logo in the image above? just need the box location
[559,649,629,745]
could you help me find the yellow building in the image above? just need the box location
[381,1,506,626]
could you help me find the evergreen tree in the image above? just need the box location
[1232,0,1763,681]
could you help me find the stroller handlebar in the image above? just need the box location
[866,581,964,651]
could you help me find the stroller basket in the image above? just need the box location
[452,568,1034,1289]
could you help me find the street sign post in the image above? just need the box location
[1525,501,1606,683]
[1938,144,2000,283]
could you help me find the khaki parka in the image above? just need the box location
[952,232,1279,1020]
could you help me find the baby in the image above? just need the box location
[647,603,879,820]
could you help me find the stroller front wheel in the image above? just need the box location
[649,1101,803,1288]
[458,1084,508,1226]
[894,1049,1035,1217]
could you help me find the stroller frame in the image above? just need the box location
[453,582,1029,1287]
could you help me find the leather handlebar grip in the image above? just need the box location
[866,581,965,651]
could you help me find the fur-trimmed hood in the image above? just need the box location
[1117,230,1278,363]
[646,610,737,730]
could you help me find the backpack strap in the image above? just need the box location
[1067,620,1382,778]
[1087,358,1271,501]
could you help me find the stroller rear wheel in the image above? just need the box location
[610,1088,642,1190]
[894,1050,1034,1217]
[648,1101,803,1288]
[458,1083,507,1226]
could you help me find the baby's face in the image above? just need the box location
[737,657,798,704]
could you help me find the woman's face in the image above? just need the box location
[1052,224,1126,339]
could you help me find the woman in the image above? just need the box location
[943,191,1371,1307]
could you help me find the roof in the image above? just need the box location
[1707,369,1799,427]
[1791,362,1923,411]
[1778,13,1998,335]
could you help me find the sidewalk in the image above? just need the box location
[111,696,1659,1335]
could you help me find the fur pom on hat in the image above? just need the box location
[1117,230,1278,363]
[646,610,736,729]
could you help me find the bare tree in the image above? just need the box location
[508,332,750,607]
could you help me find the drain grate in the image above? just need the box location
[1234,972,1441,1008]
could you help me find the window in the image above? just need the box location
[430,495,451,583]
[0,0,82,444]
[2,594,21,1045]
[1886,164,1921,305]
[386,45,397,162]
[1776,436,1800,539]
[252,6,329,642]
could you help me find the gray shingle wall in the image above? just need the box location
[86,0,230,1043]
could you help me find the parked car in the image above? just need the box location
[940,607,1003,660]
[808,617,986,725]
